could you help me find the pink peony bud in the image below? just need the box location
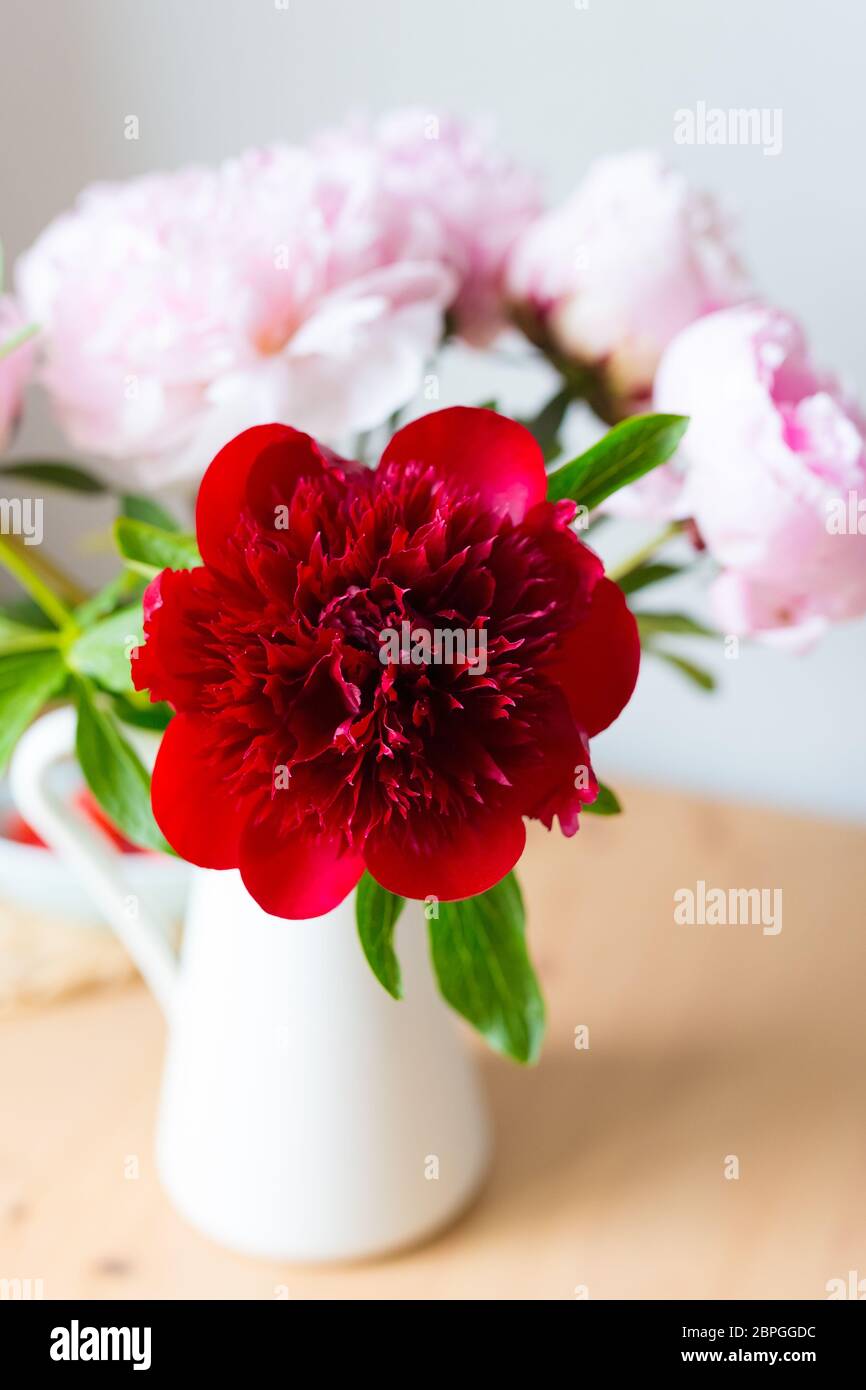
[507,150,748,415]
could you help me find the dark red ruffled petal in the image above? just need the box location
[195,424,326,572]
[506,688,597,836]
[521,499,604,598]
[543,577,640,737]
[364,807,526,902]
[131,567,222,713]
[238,809,365,920]
[150,714,246,868]
[378,406,546,523]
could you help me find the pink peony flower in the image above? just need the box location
[0,296,35,451]
[652,304,866,641]
[506,150,748,414]
[315,108,542,346]
[16,146,455,490]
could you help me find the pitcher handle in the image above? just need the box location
[8,706,178,1018]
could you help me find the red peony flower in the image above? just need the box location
[132,408,639,918]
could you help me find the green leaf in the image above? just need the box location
[74,679,168,852]
[72,570,145,629]
[546,413,688,511]
[0,459,106,494]
[618,562,683,597]
[120,493,181,531]
[584,780,622,815]
[636,611,716,639]
[649,649,717,692]
[430,873,545,1064]
[520,385,572,463]
[356,872,405,999]
[111,692,173,732]
[0,597,55,631]
[0,612,60,655]
[114,517,200,577]
[67,604,143,694]
[0,650,67,772]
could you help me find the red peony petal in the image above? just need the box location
[544,577,640,737]
[522,499,604,596]
[239,809,365,920]
[507,688,597,836]
[131,567,222,713]
[364,806,526,902]
[195,424,326,572]
[150,714,246,868]
[378,406,547,523]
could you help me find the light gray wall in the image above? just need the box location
[2,0,864,818]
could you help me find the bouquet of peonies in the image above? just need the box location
[1,113,864,1062]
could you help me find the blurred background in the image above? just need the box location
[1,0,864,819]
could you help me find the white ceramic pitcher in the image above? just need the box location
[9,708,491,1262]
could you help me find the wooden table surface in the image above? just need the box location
[2,782,865,1300]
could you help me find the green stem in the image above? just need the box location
[607,522,682,585]
[0,535,75,631]
[1,531,88,607]
[0,322,39,361]
[0,630,63,653]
